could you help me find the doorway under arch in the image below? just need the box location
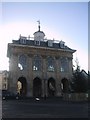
[48,77,56,97]
[33,77,42,97]
[61,78,69,93]
[17,77,27,96]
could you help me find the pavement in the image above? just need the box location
[1,97,89,119]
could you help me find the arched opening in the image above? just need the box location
[33,77,42,97]
[61,78,69,93]
[48,78,56,97]
[17,77,27,96]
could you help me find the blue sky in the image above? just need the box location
[0,2,88,72]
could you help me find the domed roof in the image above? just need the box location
[33,21,45,41]
[33,30,45,36]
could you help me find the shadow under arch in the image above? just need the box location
[48,77,56,97]
[33,77,42,97]
[61,78,69,93]
[17,77,27,96]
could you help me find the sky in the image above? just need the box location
[0,1,88,72]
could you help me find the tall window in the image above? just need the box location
[18,54,27,70]
[3,84,6,89]
[33,56,42,71]
[60,57,69,72]
[47,57,55,72]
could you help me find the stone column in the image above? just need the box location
[8,54,18,94]
[26,79,31,97]
[27,54,33,97]
[42,56,47,97]
[68,57,73,76]
[55,57,62,97]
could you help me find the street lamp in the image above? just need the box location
[44,78,47,99]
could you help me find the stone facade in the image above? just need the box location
[0,70,8,90]
[7,25,76,97]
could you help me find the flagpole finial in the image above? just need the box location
[37,20,40,31]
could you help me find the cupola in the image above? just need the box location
[33,21,45,41]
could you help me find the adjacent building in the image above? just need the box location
[7,23,76,97]
[0,70,9,91]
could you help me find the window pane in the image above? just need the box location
[47,57,55,72]
[18,55,27,70]
[33,56,42,71]
[60,58,69,72]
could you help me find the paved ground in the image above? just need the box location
[2,98,88,118]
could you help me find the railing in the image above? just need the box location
[62,93,88,101]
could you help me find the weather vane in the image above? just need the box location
[37,20,40,31]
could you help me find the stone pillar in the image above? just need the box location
[41,78,44,97]
[27,55,33,97]
[42,56,47,97]
[68,57,73,76]
[8,54,18,94]
[55,57,62,97]
[26,79,31,97]
[66,57,73,85]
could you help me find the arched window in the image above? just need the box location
[18,54,27,70]
[61,78,69,93]
[17,77,27,96]
[33,77,42,97]
[60,57,69,72]
[33,56,42,71]
[48,78,56,96]
[47,57,55,72]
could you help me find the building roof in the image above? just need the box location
[11,38,76,53]
[7,22,76,55]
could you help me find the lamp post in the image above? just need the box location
[44,78,47,99]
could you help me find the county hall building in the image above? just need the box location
[7,22,76,98]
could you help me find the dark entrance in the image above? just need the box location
[17,77,27,96]
[61,78,69,93]
[48,78,56,97]
[33,77,42,97]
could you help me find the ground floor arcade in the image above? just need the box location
[16,76,70,97]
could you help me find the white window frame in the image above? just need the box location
[35,40,40,45]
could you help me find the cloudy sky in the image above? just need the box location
[0,1,88,72]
